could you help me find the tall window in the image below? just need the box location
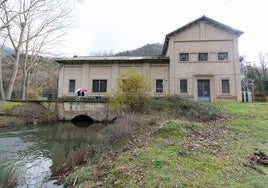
[222,79,230,94]
[179,53,189,61]
[198,53,208,61]
[218,52,228,61]
[180,79,187,93]
[156,79,163,93]
[68,79,76,92]
[92,80,107,92]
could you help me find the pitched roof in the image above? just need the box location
[162,15,244,55]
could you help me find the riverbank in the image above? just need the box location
[0,101,56,128]
[60,100,268,187]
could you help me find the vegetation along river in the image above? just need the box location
[0,122,108,187]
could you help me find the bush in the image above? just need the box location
[143,96,223,122]
[110,67,151,113]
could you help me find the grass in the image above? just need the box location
[0,101,23,115]
[0,101,24,127]
[0,164,17,188]
[143,96,223,121]
[62,99,268,187]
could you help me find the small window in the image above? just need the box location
[180,79,187,93]
[69,79,76,92]
[222,79,230,94]
[198,53,208,61]
[218,52,228,61]
[156,79,163,93]
[92,80,107,92]
[179,53,189,61]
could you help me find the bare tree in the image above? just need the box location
[89,50,115,57]
[20,0,72,100]
[1,0,72,100]
[0,0,16,100]
[256,52,268,95]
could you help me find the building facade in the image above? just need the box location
[56,16,243,102]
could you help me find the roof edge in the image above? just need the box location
[162,15,244,55]
[55,55,170,64]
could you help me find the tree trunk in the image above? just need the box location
[6,51,20,100]
[6,19,26,100]
[0,52,5,100]
[25,72,29,100]
[21,65,26,100]
[21,54,28,100]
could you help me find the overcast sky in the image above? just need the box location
[60,0,268,63]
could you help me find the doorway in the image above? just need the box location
[198,79,210,102]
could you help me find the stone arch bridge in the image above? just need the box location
[41,101,116,122]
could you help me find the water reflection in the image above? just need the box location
[0,122,108,188]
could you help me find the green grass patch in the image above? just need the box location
[0,164,17,188]
[63,166,96,187]
[156,120,200,139]
[66,101,268,187]
[0,101,23,115]
[0,101,24,127]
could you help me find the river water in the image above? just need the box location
[0,122,108,188]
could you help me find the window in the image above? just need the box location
[68,79,76,92]
[218,52,228,61]
[156,79,163,93]
[198,53,208,61]
[180,79,187,93]
[179,53,189,61]
[92,80,107,92]
[222,79,230,94]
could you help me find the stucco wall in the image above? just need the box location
[58,62,169,98]
[167,21,242,102]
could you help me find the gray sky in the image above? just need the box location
[60,0,268,63]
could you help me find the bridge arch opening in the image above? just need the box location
[71,115,94,127]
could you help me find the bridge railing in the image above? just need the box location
[40,93,110,102]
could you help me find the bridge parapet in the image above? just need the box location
[41,101,116,122]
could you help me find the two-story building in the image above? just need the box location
[56,16,243,102]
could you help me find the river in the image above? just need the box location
[0,122,108,188]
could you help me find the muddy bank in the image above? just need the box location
[0,102,56,128]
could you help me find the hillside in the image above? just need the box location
[115,43,163,56]
[61,100,268,187]
[1,46,14,56]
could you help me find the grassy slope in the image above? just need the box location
[0,101,23,127]
[0,101,23,114]
[65,102,268,187]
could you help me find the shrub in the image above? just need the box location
[143,96,223,122]
[110,67,151,113]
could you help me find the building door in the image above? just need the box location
[198,79,210,102]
